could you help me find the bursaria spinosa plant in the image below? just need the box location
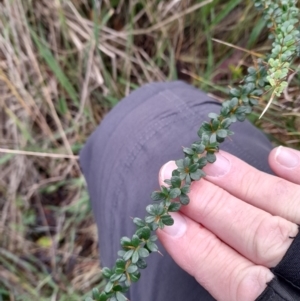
[86,1,300,300]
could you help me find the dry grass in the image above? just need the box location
[0,0,299,300]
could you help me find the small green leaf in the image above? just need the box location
[190,169,205,180]
[151,191,166,201]
[221,118,232,128]
[168,202,181,212]
[181,157,190,168]
[146,205,155,215]
[116,259,126,269]
[236,114,246,121]
[192,143,205,154]
[197,157,207,168]
[145,215,156,223]
[99,292,108,301]
[136,226,151,240]
[189,163,199,173]
[133,218,145,227]
[216,129,227,138]
[120,237,131,247]
[181,185,190,195]
[230,97,238,107]
[129,271,141,282]
[92,288,100,299]
[172,169,180,177]
[179,194,190,205]
[116,292,127,301]
[161,186,169,195]
[146,241,158,252]
[102,267,113,279]
[185,174,191,185]
[250,98,259,106]
[123,249,134,261]
[113,285,123,292]
[171,176,181,188]
[151,222,159,231]
[206,152,216,163]
[175,159,184,168]
[132,250,139,264]
[229,88,241,97]
[136,258,147,269]
[115,267,125,274]
[169,188,181,199]
[150,235,157,241]
[126,264,138,273]
[201,133,210,145]
[104,281,114,293]
[210,133,217,144]
[161,215,174,226]
[212,119,220,131]
[247,66,256,74]
[138,248,150,258]
[125,279,131,287]
[164,179,172,185]
[183,147,194,155]
[118,250,126,257]
[110,273,122,282]
[131,235,141,247]
[155,203,165,215]
[208,112,219,119]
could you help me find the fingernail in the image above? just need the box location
[204,153,231,177]
[160,161,177,181]
[275,146,299,168]
[161,212,187,237]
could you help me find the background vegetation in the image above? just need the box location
[0,0,299,300]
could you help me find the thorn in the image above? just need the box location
[259,91,275,119]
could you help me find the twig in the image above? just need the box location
[212,38,265,58]
[0,148,79,159]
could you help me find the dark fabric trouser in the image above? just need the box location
[79,81,274,301]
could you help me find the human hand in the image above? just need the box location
[157,146,300,301]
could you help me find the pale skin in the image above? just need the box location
[157,146,300,301]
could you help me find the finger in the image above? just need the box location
[159,162,298,267]
[202,151,300,224]
[157,212,274,301]
[269,146,300,185]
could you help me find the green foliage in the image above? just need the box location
[255,0,300,96]
[86,1,300,300]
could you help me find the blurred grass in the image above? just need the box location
[0,0,299,300]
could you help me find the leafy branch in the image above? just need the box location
[86,1,300,300]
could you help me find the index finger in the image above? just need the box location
[203,151,300,224]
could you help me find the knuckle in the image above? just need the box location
[190,230,217,262]
[235,266,272,301]
[253,216,293,266]
[286,187,300,223]
[189,229,221,278]
[199,184,228,220]
[239,169,260,201]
